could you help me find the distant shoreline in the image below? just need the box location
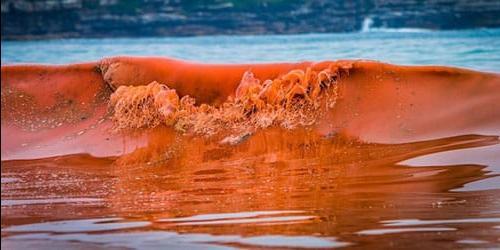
[2,0,500,41]
[4,27,499,42]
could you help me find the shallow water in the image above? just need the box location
[2,129,500,249]
[2,30,500,249]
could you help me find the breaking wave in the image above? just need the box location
[109,64,350,140]
[1,56,499,160]
[360,17,432,33]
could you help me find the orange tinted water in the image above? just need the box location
[1,57,500,249]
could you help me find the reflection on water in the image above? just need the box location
[1,198,103,206]
[4,218,150,233]
[159,210,315,226]
[382,218,500,226]
[6,230,350,249]
[357,227,457,235]
[2,128,500,249]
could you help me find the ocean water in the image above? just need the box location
[2,29,500,250]
[2,28,500,72]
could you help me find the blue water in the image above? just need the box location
[2,28,500,72]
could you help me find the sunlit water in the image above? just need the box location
[2,29,500,249]
[2,28,500,72]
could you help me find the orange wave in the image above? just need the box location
[108,63,347,138]
[1,57,499,160]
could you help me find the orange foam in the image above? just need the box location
[108,64,348,138]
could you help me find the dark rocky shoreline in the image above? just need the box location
[2,0,500,40]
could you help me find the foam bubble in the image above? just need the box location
[109,64,349,137]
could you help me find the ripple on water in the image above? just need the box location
[4,218,150,233]
[1,177,20,184]
[158,210,315,226]
[1,198,103,206]
[356,217,500,236]
[357,227,457,235]
[456,239,490,244]
[6,231,350,249]
[4,216,350,249]
[381,218,500,226]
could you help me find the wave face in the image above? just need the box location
[1,57,500,160]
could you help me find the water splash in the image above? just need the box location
[360,16,431,33]
[361,16,374,32]
[109,63,350,139]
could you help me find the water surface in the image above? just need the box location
[1,30,500,249]
[2,29,500,72]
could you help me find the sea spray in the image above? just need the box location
[109,64,350,140]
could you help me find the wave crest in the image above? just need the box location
[109,64,351,139]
